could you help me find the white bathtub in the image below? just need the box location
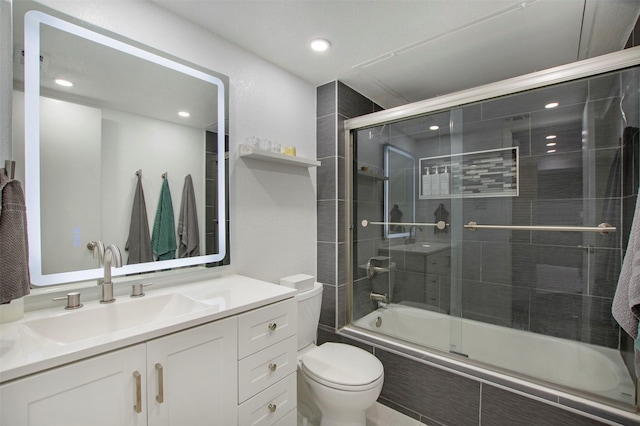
[353,303,635,405]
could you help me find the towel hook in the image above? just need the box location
[161,172,167,179]
[135,169,142,177]
[3,160,15,179]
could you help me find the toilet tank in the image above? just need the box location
[296,282,323,351]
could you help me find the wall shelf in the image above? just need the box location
[239,144,320,168]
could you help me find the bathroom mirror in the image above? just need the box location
[13,4,229,286]
[384,145,416,239]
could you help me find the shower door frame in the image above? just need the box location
[343,45,640,411]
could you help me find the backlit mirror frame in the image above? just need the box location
[24,10,227,286]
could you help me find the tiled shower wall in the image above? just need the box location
[316,81,381,330]
[315,81,626,425]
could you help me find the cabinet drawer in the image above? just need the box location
[238,373,296,426]
[238,299,296,358]
[427,250,450,275]
[239,336,297,403]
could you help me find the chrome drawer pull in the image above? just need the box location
[133,371,142,413]
[268,363,277,372]
[268,323,277,331]
[268,403,277,413]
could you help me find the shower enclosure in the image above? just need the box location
[346,47,640,414]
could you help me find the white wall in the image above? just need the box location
[0,0,11,163]
[9,0,317,285]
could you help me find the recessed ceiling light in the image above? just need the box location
[547,149,557,153]
[310,39,331,52]
[54,78,73,87]
[546,142,557,147]
[178,111,190,117]
[430,125,439,131]
[545,102,559,109]
[545,135,557,139]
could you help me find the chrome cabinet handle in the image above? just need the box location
[133,371,142,413]
[155,363,164,403]
[268,403,277,413]
[268,323,277,331]
[268,363,277,372]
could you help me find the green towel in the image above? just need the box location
[151,178,176,261]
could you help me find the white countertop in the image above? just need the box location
[0,273,295,383]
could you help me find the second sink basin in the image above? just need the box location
[23,293,209,344]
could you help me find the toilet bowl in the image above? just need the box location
[295,282,384,426]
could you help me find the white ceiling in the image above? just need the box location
[151,0,640,109]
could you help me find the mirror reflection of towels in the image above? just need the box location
[178,174,200,258]
[434,203,449,234]
[390,204,403,233]
[151,177,176,261]
[125,175,153,264]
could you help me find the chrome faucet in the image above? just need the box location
[405,225,422,244]
[370,292,388,308]
[100,244,122,304]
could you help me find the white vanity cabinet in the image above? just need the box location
[237,299,298,426]
[0,344,148,426]
[146,317,238,426]
[0,318,237,426]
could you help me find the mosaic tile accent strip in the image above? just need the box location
[419,147,518,198]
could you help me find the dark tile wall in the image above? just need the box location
[315,81,634,425]
[205,131,230,266]
[624,14,640,49]
[316,81,381,329]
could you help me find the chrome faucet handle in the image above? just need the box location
[101,244,123,304]
[131,283,152,298]
[52,292,83,310]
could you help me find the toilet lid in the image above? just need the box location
[301,343,383,387]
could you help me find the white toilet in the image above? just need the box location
[296,282,384,426]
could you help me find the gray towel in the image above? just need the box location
[612,191,640,376]
[177,174,200,258]
[0,170,31,304]
[125,175,153,264]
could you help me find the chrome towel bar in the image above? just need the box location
[361,220,448,230]
[464,221,616,235]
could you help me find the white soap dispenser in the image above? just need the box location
[440,166,450,195]
[431,166,441,196]
[422,167,431,197]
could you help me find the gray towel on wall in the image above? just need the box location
[612,190,640,377]
[125,175,153,264]
[178,174,200,258]
[0,170,31,304]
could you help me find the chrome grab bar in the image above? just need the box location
[361,220,447,230]
[464,222,616,235]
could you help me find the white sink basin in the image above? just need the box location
[23,294,209,344]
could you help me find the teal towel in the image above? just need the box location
[151,178,176,261]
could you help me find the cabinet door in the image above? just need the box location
[0,344,146,426]
[146,317,238,426]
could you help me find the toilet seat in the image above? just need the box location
[301,343,384,391]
